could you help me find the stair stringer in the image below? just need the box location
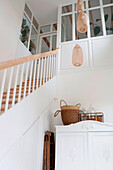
[0,77,56,161]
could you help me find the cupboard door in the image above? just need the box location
[56,133,87,170]
[89,132,113,170]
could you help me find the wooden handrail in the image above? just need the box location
[0,50,58,70]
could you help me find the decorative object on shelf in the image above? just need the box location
[72,44,83,67]
[77,12,89,33]
[79,112,104,122]
[76,0,84,13]
[54,100,81,125]
[87,104,95,113]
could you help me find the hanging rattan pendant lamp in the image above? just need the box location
[77,11,89,33]
[76,0,84,13]
[72,44,83,67]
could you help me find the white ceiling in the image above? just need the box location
[26,0,75,25]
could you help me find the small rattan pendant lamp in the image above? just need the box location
[72,44,83,67]
[76,0,84,13]
[77,11,89,33]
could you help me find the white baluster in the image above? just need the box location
[18,64,24,102]
[51,54,53,78]
[46,56,49,82]
[43,57,46,84]
[0,69,7,111]
[28,61,33,94]
[23,62,29,98]
[33,60,37,91]
[36,59,40,89]
[53,54,55,77]
[50,55,52,79]
[12,65,19,107]
[48,56,50,81]
[49,55,51,80]
[40,58,43,87]
[5,67,13,111]
[54,54,57,76]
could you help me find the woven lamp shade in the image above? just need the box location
[76,0,84,13]
[77,12,88,33]
[72,44,83,67]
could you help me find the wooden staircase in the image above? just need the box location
[0,50,58,114]
[0,78,47,113]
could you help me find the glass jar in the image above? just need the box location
[86,113,96,121]
[79,113,86,121]
[97,113,104,122]
[87,104,95,113]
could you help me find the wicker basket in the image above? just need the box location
[54,100,81,125]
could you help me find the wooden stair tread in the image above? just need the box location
[1,107,10,112]
[2,94,28,99]
[2,100,18,105]
[10,86,37,91]
[1,77,48,113]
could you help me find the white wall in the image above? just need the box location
[0,77,56,170]
[55,36,113,125]
[0,106,54,170]
[16,40,31,59]
[0,0,25,62]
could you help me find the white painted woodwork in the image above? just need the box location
[0,77,56,169]
[46,57,49,82]
[40,58,43,86]
[56,133,87,170]
[37,59,41,88]
[60,41,89,70]
[89,132,113,170]
[5,68,13,111]
[91,36,113,68]
[23,62,29,98]
[18,64,24,102]
[33,60,37,91]
[0,50,57,118]
[12,65,19,106]
[49,55,51,80]
[43,57,46,84]
[55,121,113,170]
[0,69,7,110]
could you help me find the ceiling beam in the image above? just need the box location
[53,24,57,31]
[30,40,36,50]
[65,6,72,24]
[40,30,50,48]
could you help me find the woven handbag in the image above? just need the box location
[54,100,81,125]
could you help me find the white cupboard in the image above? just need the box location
[55,121,113,170]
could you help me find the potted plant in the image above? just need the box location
[90,14,113,36]
[20,18,30,46]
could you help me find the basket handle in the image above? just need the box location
[60,99,67,108]
[76,103,81,107]
[54,110,61,117]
